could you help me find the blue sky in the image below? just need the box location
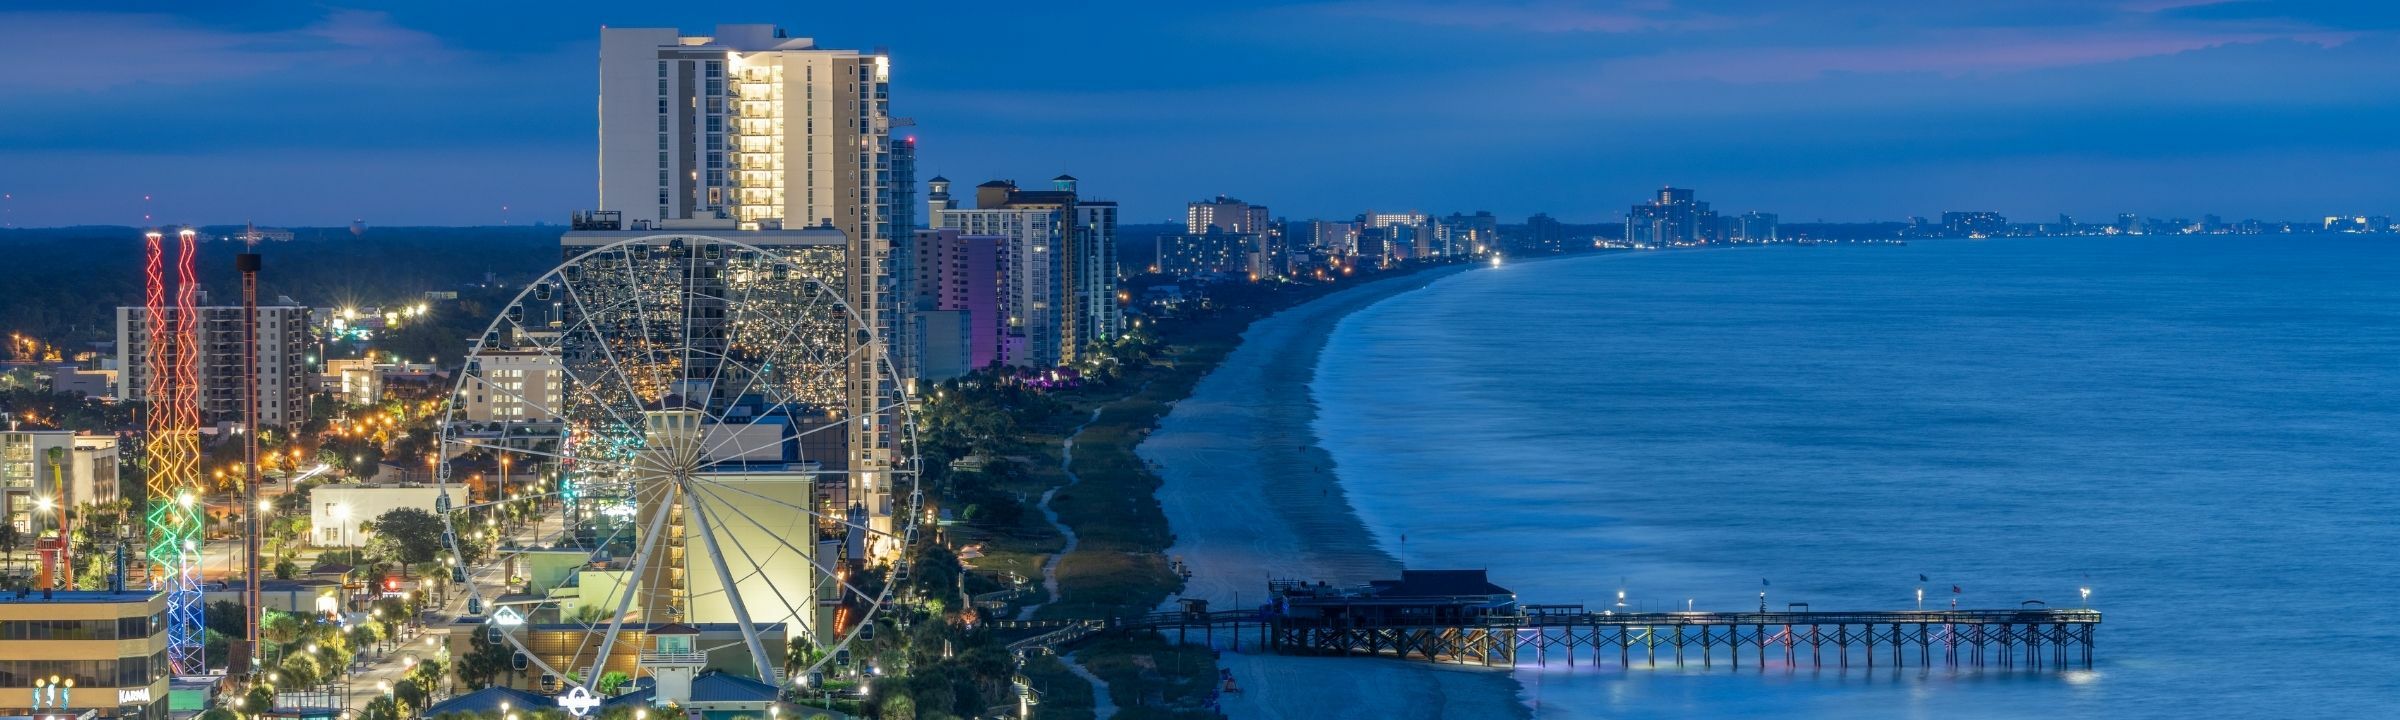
[2,0,2396,226]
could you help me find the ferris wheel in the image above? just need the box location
[431,234,920,696]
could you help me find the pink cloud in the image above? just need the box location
[2119,0,2238,12]
[1605,28,2357,83]
[1310,0,1732,34]
[0,10,454,93]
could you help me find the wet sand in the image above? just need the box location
[1141,264,1528,719]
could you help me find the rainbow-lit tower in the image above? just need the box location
[142,228,206,674]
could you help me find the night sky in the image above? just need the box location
[3,0,2396,227]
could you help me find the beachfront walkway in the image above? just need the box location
[1019,406,1105,620]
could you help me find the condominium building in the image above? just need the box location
[1523,213,1567,253]
[1295,219,1361,256]
[1440,211,1500,255]
[0,431,119,537]
[1363,211,1435,263]
[457,350,566,424]
[1731,211,1780,243]
[1155,230,1269,280]
[929,176,1118,368]
[1625,187,1719,247]
[598,23,896,241]
[904,227,1002,381]
[0,590,169,720]
[1187,195,1271,235]
[114,305,311,429]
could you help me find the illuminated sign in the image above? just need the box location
[491,606,525,627]
[118,688,151,705]
[557,686,601,717]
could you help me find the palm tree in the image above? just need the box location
[0,523,20,588]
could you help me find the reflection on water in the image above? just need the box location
[1315,238,2400,718]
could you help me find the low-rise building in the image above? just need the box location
[0,431,121,536]
[308,484,466,549]
[0,590,169,720]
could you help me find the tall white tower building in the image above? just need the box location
[599,24,895,240]
[596,24,902,546]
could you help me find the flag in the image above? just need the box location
[1918,574,1928,582]
[1951,585,1962,594]
[1761,578,1770,587]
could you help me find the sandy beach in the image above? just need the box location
[1141,264,1528,719]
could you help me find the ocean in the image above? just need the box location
[1306,237,2400,718]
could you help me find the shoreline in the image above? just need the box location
[1142,257,1587,720]
[1147,265,1467,604]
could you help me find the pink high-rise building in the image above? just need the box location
[908,225,1003,380]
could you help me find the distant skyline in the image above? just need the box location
[4,1,2398,227]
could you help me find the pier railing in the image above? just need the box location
[991,606,2099,671]
[1274,607,2100,671]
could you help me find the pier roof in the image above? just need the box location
[1372,570,1513,598]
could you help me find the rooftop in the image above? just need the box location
[420,686,552,718]
[1372,570,1514,598]
[0,589,160,604]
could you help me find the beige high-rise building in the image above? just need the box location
[114,305,311,429]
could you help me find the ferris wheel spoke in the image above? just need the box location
[579,472,680,691]
[559,278,665,421]
[679,493,822,677]
[699,282,834,435]
[450,488,564,514]
[616,250,676,403]
[441,438,650,477]
[680,486,785,682]
[685,474,908,542]
[700,489,901,683]
[692,481,886,606]
[544,479,674,681]
[451,363,578,427]
[694,338,874,462]
[693,396,906,473]
[495,312,649,436]
[678,246,708,416]
[699,261,767,408]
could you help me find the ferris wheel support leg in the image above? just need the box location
[686,491,780,683]
[586,480,679,687]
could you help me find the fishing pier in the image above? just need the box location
[1003,570,2101,671]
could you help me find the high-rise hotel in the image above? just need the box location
[592,23,904,542]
